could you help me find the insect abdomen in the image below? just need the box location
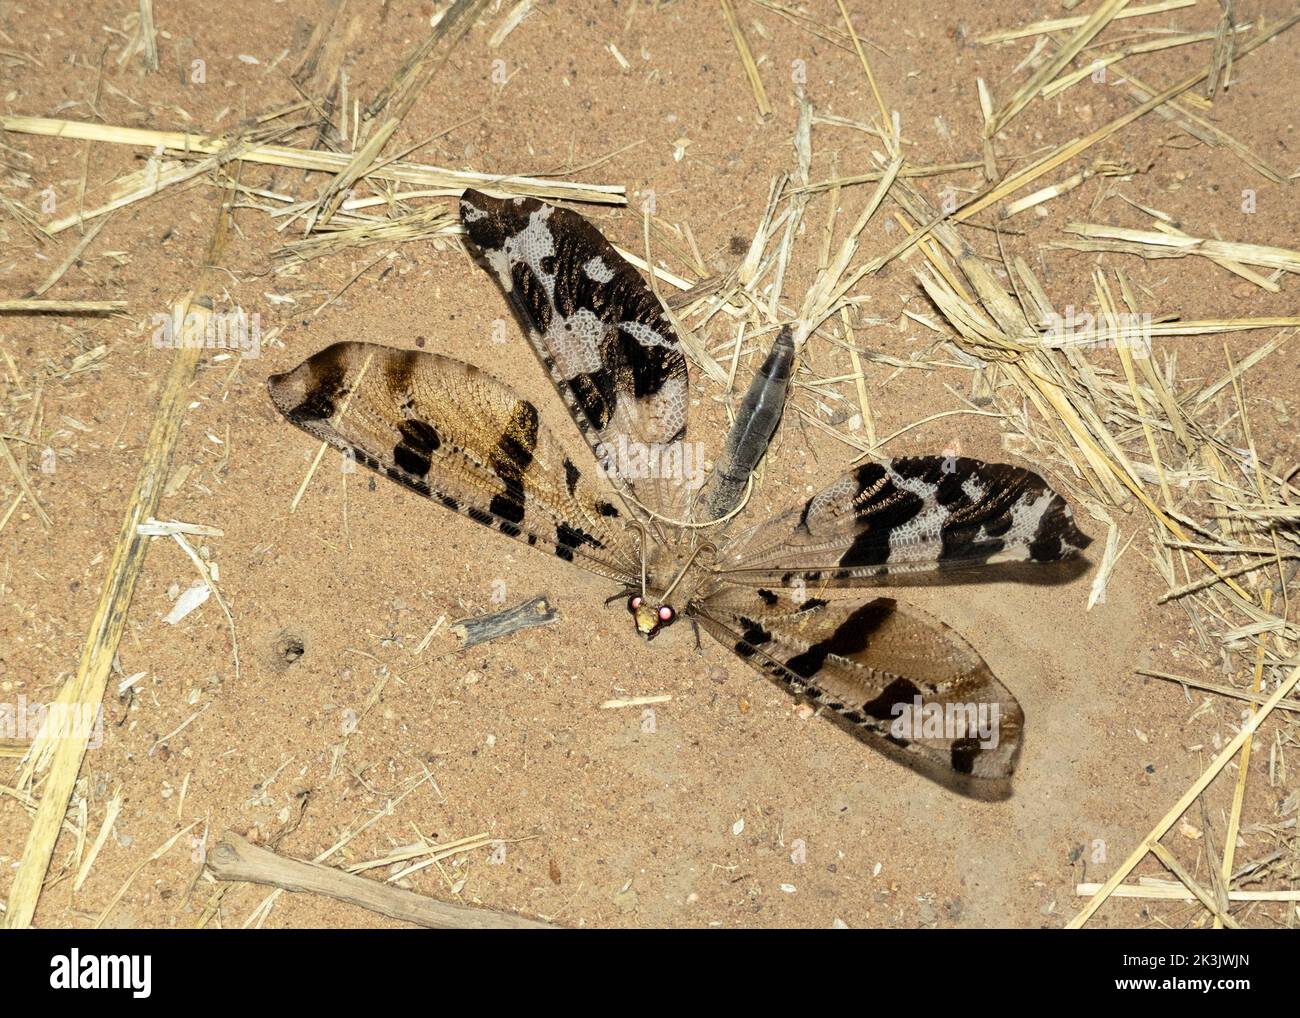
[703,326,795,520]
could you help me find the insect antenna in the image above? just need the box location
[627,519,650,599]
[660,542,717,603]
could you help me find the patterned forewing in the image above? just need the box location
[697,587,1024,779]
[267,341,639,583]
[459,189,690,517]
[718,455,1091,585]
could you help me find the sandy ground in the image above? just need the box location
[0,0,1297,928]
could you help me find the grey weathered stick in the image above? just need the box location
[206,832,555,929]
[452,594,558,648]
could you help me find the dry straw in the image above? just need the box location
[3,182,236,929]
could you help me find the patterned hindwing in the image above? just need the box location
[717,455,1091,586]
[696,587,1024,779]
[267,341,639,583]
[459,188,690,517]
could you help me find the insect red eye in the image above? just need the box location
[629,596,643,611]
[658,605,674,622]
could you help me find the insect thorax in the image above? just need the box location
[624,540,715,639]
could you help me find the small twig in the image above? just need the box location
[601,695,672,709]
[452,594,558,648]
[206,831,555,929]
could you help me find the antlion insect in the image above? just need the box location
[268,189,1091,783]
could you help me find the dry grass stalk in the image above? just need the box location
[28,214,112,295]
[976,77,997,180]
[835,0,895,157]
[1069,659,1300,926]
[1086,58,1284,183]
[720,0,771,116]
[290,0,348,87]
[0,299,124,312]
[364,0,488,118]
[839,307,875,446]
[1215,589,1271,927]
[601,694,673,709]
[40,157,210,235]
[1000,162,1120,219]
[764,98,814,320]
[4,0,1294,930]
[306,0,490,232]
[489,0,537,48]
[986,0,1132,136]
[95,819,203,928]
[749,0,860,53]
[788,161,983,197]
[1,115,625,208]
[1075,881,1300,902]
[798,156,902,342]
[0,432,51,529]
[137,0,159,72]
[345,831,492,877]
[1056,222,1300,277]
[1,182,236,929]
[975,0,1195,44]
[1205,0,1236,99]
[1149,842,1241,928]
[72,789,122,894]
[1041,28,1236,99]
[277,204,460,262]
[957,13,1300,221]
